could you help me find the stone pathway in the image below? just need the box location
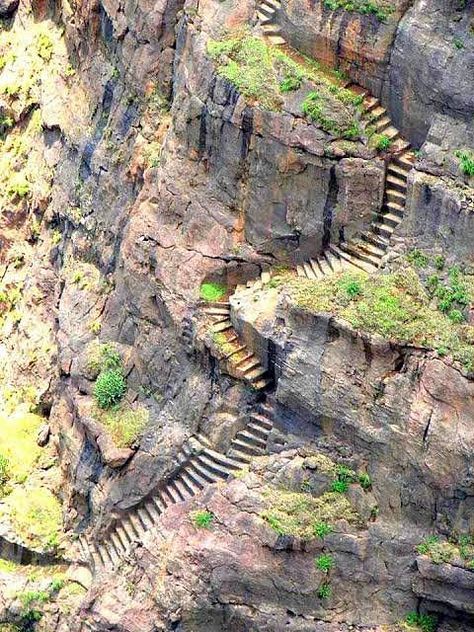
[255,0,415,279]
[77,401,274,573]
[202,300,272,391]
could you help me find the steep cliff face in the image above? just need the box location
[0,0,472,630]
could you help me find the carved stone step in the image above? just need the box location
[386,174,407,193]
[212,320,233,333]
[266,34,285,46]
[388,162,409,180]
[231,437,266,456]
[247,421,272,439]
[236,429,267,449]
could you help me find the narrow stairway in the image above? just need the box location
[202,300,272,391]
[253,2,415,281]
[77,402,275,573]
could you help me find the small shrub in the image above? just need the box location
[191,509,214,528]
[373,133,392,151]
[406,249,429,268]
[331,479,348,493]
[313,521,333,539]
[405,612,437,632]
[317,582,332,599]
[416,535,456,564]
[280,75,302,93]
[453,37,464,50]
[434,255,445,271]
[342,279,362,298]
[358,472,372,490]
[94,369,126,409]
[35,33,54,61]
[454,149,474,176]
[200,281,227,302]
[448,309,465,324]
[315,553,334,573]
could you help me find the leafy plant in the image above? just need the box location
[416,535,456,564]
[313,521,333,539]
[372,133,392,151]
[191,510,214,528]
[94,369,126,409]
[454,149,474,176]
[323,0,393,21]
[358,472,372,490]
[406,249,429,268]
[315,553,334,573]
[200,281,227,302]
[405,612,437,632]
[434,255,445,271]
[331,479,349,493]
[317,582,332,599]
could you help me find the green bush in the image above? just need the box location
[406,249,429,268]
[313,521,333,539]
[317,582,332,599]
[331,479,348,493]
[405,612,437,632]
[373,133,392,151]
[94,369,126,409]
[191,510,214,528]
[358,472,372,490]
[315,553,334,573]
[200,282,227,302]
[454,149,474,176]
[323,0,392,21]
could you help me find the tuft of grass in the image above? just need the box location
[416,535,457,564]
[0,410,43,485]
[406,249,429,268]
[5,486,62,551]
[371,133,392,151]
[191,509,214,528]
[317,582,332,599]
[93,403,148,448]
[313,521,333,539]
[454,149,474,176]
[200,281,227,302]
[261,487,359,539]
[404,612,437,632]
[323,0,393,22]
[358,472,372,490]
[315,553,334,573]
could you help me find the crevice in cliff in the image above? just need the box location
[322,165,338,248]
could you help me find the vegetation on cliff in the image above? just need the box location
[288,265,474,372]
[207,31,362,138]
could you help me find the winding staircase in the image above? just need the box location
[256,0,415,280]
[78,401,274,572]
[78,5,416,579]
[202,296,272,391]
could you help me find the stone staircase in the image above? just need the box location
[256,0,285,46]
[255,1,415,281]
[202,300,272,391]
[77,401,274,573]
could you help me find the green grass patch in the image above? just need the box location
[200,281,227,302]
[94,368,126,409]
[454,149,474,176]
[323,0,393,22]
[315,553,334,573]
[261,487,359,539]
[317,582,332,599]
[93,403,149,448]
[207,31,361,138]
[4,486,62,551]
[0,410,43,485]
[288,268,474,372]
[191,509,214,528]
[404,612,437,632]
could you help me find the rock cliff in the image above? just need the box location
[0,0,472,630]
